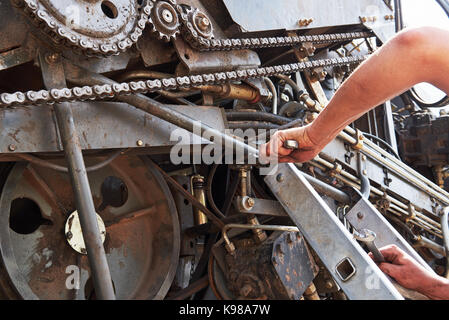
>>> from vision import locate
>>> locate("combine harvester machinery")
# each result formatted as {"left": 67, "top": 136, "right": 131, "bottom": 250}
{"left": 0, "top": 0, "right": 448, "bottom": 300}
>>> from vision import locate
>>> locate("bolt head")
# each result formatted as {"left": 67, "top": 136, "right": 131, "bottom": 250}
{"left": 136, "top": 140, "right": 143, "bottom": 146}
{"left": 246, "top": 197, "right": 255, "bottom": 208}
{"left": 45, "top": 52, "right": 60, "bottom": 64}
{"left": 8, "top": 144, "right": 16, "bottom": 152}
{"left": 276, "top": 174, "right": 284, "bottom": 182}
{"left": 357, "top": 212, "right": 364, "bottom": 219}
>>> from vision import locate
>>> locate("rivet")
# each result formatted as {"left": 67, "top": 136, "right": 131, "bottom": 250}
{"left": 8, "top": 144, "right": 16, "bottom": 152}
{"left": 136, "top": 140, "right": 144, "bottom": 146}
{"left": 357, "top": 212, "right": 364, "bottom": 219}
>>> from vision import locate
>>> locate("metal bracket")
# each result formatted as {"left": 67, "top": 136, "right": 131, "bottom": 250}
{"left": 344, "top": 190, "right": 434, "bottom": 273}
{"left": 265, "top": 163, "right": 403, "bottom": 300}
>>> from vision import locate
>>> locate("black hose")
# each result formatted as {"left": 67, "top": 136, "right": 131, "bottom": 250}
{"left": 206, "top": 164, "right": 226, "bottom": 219}
{"left": 361, "top": 132, "right": 401, "bottom": 160}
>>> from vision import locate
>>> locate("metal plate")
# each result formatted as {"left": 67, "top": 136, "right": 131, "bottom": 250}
{"left": 223, "top": 0, "right": 393, "bottom": 32}
{"left": 344, "top": 196, "right": 434, "bottom": 272}
{"left": 265, "top": 163, "right": 402, "bottom": 300}
{"left": 0, "top": 103, "right": 226, "bottom": 153}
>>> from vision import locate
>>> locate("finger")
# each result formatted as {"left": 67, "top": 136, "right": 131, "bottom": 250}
{"left": 378, "top": 245, "right": 406, "bottom": 264}
{"left": 378, "top": 262, "right": 402, "bottom": 280}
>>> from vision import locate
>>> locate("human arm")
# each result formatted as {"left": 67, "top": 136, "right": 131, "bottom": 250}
{"left": 373, "top": 245, "right": 449, "bottom": 300}
{"left": 262, "top": 26, "right": 449, "bottom": 163}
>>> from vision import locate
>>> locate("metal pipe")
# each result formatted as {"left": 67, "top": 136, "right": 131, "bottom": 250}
{"left": 167, "top": 276, "right": 209, "bottom": 300}
{"left": 197, "top": 83, "right": 260, "bottom": 102}
{"left": 222, "top": 223, "right": 299, "bottom": 253}
{"left": 301, "top": 172, "right": 351, "bottom": 204}
{"left": 15, "top": 149, "right": 124, "bottom": 173}
{"left": 413, "top": 236, "right": 446, "bottom": 257}
{"left": 65, "top": 63, "right": 260, "bottom": 161}
{"left": 440, "top": 207, "right": 449, "bottom": 278}
{"left": 340, "top": 128, "right": 449, "bottom": 206}
{"left": 225, "top": 111, "right": 290, "bottom": 125}
{"left": 54, "top": 102, "right": 115, "bottom": 300}
{"left": 309, "top": 155, "right": 443, "bottom": 237}
{"left": 264, "top": 77, "right": 278, "bottom": 115}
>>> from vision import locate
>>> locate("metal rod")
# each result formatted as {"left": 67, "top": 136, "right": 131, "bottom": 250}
{"left": 54, "top": 101, "right": 115, "bottom": 300}
{"left": 440, "top": 207, "right": 449, "bottom": 278}
{"left": 302, "top": 173, "right": 351, "bottom": 204}
{"left": 14, "top": 149, "right": 124, "bottom": 173}
{"left": 222, "top": 223, "right": 299, "bottom": 249}
{"left": 167, "top": 276, "right": 209, "bottom": 300}
{"left": 65, "top": 63, "right": 260, "bottom": 161}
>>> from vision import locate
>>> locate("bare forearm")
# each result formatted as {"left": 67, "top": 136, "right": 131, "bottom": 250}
{"left": 307, "top": 27, "right": 449, "bottom": 145}
{"left": 420, "top": 277, "right": 449, "bottom": 300}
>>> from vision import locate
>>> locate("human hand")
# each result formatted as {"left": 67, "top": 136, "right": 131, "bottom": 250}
{"left": 371, "top": 244, "right": 449, "bottom": 299}
{"left": 259, "top": 124, "right": 326, "bottom": 163}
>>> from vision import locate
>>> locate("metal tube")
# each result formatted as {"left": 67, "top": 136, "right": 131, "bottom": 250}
{"left": 341, "top": 128, "right": 449, "bottom": 206}
{"left": 225, "top": 111, "right": 290, "bottom": 125}
{"left": 264, "top": 77, "right": 278, "bottom": 115}
{"left": 222, "top": 223, "right": 299, "bottom": 250}
{"left": 413, "top": 236, "right": 446, "bottom": 257}
{"left": 54, "top": 102, "right": 115, "bottom": 300}
{"left": 15, "top": 149, "right": 124, "bottom": 173}
{"left": 65, "top": 63, "right": 260, "bottom": 161}
{"left": 440, "top": 207, "right": 449, "bottom": 278}
{"left": 302, "top": 173, "right": 351, "bottom": 204}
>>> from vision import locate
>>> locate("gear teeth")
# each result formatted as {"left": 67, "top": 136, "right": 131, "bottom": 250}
{"left": 147, "top": 0, "right": 180, "bottom": 41}
{"left": 16, "top": 0, "right": 151, "bottom": 57}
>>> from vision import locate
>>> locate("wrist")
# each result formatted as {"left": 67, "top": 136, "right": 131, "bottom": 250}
{"left": 419, "top": 276, "right": 449, "bottom": 300}
{"left": 304, "top": 123, "right": 324, "bottom": 147}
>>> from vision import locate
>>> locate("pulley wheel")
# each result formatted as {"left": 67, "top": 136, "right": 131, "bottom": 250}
{"left": 0, "top": 155, "right": 180, "bottom": 299}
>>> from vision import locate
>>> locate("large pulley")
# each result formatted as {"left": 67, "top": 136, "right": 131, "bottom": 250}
{"left": 0, "top": 155, "right": 180, "bottom": 299}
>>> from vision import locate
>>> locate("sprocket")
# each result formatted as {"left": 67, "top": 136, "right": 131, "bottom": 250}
{"left": 148, "top": 0, "right": 180, "bottom": 42}
{"left": 12, "top": 0, "right": 153, "bottom": 56}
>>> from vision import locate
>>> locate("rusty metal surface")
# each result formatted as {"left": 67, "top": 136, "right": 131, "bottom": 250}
{"left": 173, "top": 37, "right": 260, "bottom": 73}
{"left": 0, "top": 155, "right": 180, "bottom": 299}
{"left": 0, "top": 103, "right": 226, "bottom": 154}
{"left": 222, "top": 231, "right": 317, "bottom": 300}
{"left": 271, "top": 232, "right": 318, "bottom": 300}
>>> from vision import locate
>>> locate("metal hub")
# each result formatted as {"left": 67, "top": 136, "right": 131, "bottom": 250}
{"left": 14, "top": 0, "right": 152, "bottom": 56}
{"left": 192, "top": 9, "right": 213, "bottom": 38}
{"left": 0, "top": 155, "right": 180, "bottom": 299}
{"left": 65, "top": 211, "right": 106, "bottom": 255}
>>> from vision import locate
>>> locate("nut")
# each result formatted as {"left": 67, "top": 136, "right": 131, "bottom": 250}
{"left": 246, "top": 197, "right": 255, "bottom": 208}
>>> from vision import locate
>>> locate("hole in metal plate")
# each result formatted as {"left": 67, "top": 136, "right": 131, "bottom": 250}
{"left": 335, "top": 257, "right": 356, "bottom": 282}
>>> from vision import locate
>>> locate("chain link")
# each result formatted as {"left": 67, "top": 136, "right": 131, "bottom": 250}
{"left": 0, "top": 55, "right": 367, "bottom": 108}
{"left": 2, "top": 1, "right": 373, "bottom": 107}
